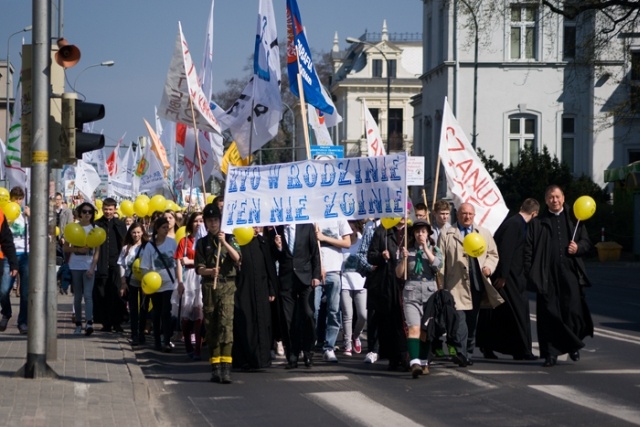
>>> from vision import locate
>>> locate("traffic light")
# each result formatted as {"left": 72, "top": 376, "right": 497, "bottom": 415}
{"left": 61, "top": 93, "right": 105, "bottom": 161}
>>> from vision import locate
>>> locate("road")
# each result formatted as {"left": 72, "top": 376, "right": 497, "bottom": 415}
{"left": 136, "top": 262, "right": 640, "bottom": 426}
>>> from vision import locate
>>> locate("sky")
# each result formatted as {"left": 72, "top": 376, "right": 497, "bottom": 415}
{"left": 1, "top": 0, "right": 422, "bottom": 148}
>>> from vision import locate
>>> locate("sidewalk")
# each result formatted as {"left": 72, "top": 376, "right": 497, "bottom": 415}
{"left": 0, "top": 294, "right": 165, "bottom": 427}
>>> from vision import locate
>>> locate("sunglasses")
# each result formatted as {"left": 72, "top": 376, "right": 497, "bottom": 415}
{"left": 81, "top": 210, "right": 93, "bottom": 214}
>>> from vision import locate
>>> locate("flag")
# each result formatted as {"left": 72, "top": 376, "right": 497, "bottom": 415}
{"left": 111, "top": 142, "right": 137, "bottom": 198}
{"left": 438, "top": 98, "right": 509, "bottom": 234}
{"left": 105, "top": 142, "right": 120, "bottom": 177}
{"left": 286, "top": 0, "right": 334, "bottom": 115}
{"left": 135, "top": 138, "right": 166, "bottom": 193}
{"left": 158, "top": 22, "right": 221, "bottom": 135}
{"left": 73, "top": 160, "right": 101, "bottom": 201}
{"left": 220, "top": 141, "right": 253, "bottom": 175}
{"left": 308, "top": 107, "right": 333, "bottom": 146}
{"left": 363, "top": 99, "right": 386, "bottom": 157}
{"left": 177, "top": 124, "right": 216, "bottom": 184}
{"left": 144, "top": 118, "right": 171, "bottom": 173}
{"left": 4, "top": 80, "right": 29, "bottom": 190}
{"left": 210, "top": 0, "right": 282, "bottom": 158}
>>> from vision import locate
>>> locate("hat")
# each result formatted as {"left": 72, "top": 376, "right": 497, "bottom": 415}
{"left": 203, "top": 203, "right": 221, "bottom": 220}
{"left": 411, "top": 219, "right": 432, "bottom": 230}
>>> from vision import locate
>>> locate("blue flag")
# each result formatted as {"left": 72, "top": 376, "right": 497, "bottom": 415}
{"left": 286, "top": 0, "right": 334, "bottom": 115}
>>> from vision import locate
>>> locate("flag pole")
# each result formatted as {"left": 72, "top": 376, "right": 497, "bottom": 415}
{"left": 296, "top": 73, "right": 312, "bottom": 160}
{"left": 431, "top": 155, "right": 441, "bottom": 212}
{"left": 422, "top": 188, "right": 431, "bottom": 225}
{"left": 404, "top": 189, "right": 408, "bottom": 281}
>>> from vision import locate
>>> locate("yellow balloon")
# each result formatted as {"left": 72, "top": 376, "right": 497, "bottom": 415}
{"left": 149, "top": 194, "right": 167, "bottom": 214}
{"left": 233, "top": 227, "right": 254, "bottom": 246}
{"left": 134, "top": 199, "right": 149, "bottom": 217}
{"left": 55, "top": 226, "right": 60, "bottom": 237}
{"left": 64, "top": 223, "right": 87, "bottom": 247}
{"left": 175, "top": 226, "right": 186, "bottom": 243}
{"left": 0, "top": 188, "right": 9, "bottom": 206}
{"left": 86, "top": 227, "right": 107, "bottom": 248}
{"left": 573, "top": 196, "right": 596, "bottom": 221}
{"left": 381, "top": 217, "right": 401, "bottom": 229}
{"left": 136, "top": 194, "right": 150, "bottom": 204}
{"left": 141, "top": 271, "right": 162, "bottom": 294}
{"left": 2, "top": 202, "right": 21, "bottom": 222}
{"left": 132, "top": 258, "right": 143, "bottom": 281}
{"left": 463, "top": 232, "right": 487, "bottom": 258}
{"left": 206, "top": 194, "right": 216, "bottom": 205}
{"left": 95, "top": 199, "right": 103, "bottom": 209}
{"left": 121, "top": 200, "right": 135, "bottom": 217}
{"left": 94, "top": 210, "right": 103, "bottom": 221}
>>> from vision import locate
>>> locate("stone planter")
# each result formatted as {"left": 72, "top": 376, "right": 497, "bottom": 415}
{"left": 595, "top": 241, "right": 623, "bottom": 262}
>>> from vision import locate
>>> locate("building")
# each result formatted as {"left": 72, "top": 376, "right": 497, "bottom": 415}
{"left": 0, "top": 59, "right": 16, "bottom": 144}
{"left": 330, "top": 21, "right": 423, "bottom": 156}
{"left": 414, "top": 0, "right": 640, "bottom": 196}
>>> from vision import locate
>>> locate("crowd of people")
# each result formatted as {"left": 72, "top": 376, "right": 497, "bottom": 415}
{"left": 0, "top": 183, "right": 595, "bottom": 383}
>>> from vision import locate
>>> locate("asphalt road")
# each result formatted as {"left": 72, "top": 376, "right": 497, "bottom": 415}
{"left": 137, "top": 261, "right": 640, "bottom": 427}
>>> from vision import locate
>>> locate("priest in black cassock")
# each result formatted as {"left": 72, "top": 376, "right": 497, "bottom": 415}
{"left": 232, "top": 227, "right": 279, "bottom": 370}
{"left": 477, "top": 198, "right": 540, "bottom": 360}
{"left": 524, "top": 185, "right": 594, "bottom": 368}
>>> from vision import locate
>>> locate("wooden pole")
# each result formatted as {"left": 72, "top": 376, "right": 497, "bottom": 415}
{"left": 421, "top": 188, "right": 431, "bottom": 225}
{"left": 431, "top": 155, "right": 441, "bottom": 211}
{"left": 296, "top": 73, "right": 312, "bottom": 160}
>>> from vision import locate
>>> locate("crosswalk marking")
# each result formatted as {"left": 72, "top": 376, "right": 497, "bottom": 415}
{"left": 283, "top": 375, "right": 350, "bottom": 382}
{"left": 306, "top": 391, "right": 424, "bottom": 427}
{"left": 468, "top": 370, "right": 548, "bottom": 375}
{"left": 442, "top": 369, "right": 497, "bottom": 389}
{"left": 530, "top": 385, "right": 640, "bottom": 426}
{"left": 571, "top": 369, "right": 640, "bottom": 375}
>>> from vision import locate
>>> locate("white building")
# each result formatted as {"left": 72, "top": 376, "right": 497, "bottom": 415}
{"left": 413, "top": 0, "right": 640, "bottom": 196}
{"left": 330, "top": 21, "right": 423, "bottom": 156}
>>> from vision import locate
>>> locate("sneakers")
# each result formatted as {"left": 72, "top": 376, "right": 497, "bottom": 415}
{"left": 85, "top": 322, "right": 94, "bottom": 336}
{"left": 323, "top": 349, "right": 338, "bottom": 362}
{"left": 73, "top": 325, "right": 83, "bottom": 334}
{"left": 353, "top": 337, "right": 362, "bottom": 354}
{"left": 0, "top": 315, "right": 9, "bottom": 332}
{"left": 434, "top": 348, "right": 446, "bottom": 358}
{"left": 18, "top": 324, "right": 28, "bottom": 335}
{"left": 364, "top": 352, "right": 378, "bottom": 364}
{"left": 343, "top": 343, "right": 353, "bottom": 357}
{"left": 276, "top": 341, "right": 285, "bottom": 356}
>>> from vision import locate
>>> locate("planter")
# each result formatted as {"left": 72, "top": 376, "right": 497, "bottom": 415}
{"left": 595, "top": 241, "right": 623, "bottom": 262}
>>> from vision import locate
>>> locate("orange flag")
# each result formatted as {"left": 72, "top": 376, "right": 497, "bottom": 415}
{"left": 143, "top": 118, "right": 171, "bottom": 173}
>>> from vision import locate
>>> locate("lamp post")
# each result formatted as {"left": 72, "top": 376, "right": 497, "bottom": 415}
{"left": 458, "top": 0, "right": 479, "bottom": 149}
{"left": 346, "top": 36, "right": 391, "bottom": 152}
{"left": 5, "top": 25, "right": 32, "bottom": 145}
{"left": 282, "top": 102, "right": 296, "bottom": 162}
{"left": 71, "top": 60, "right": 115, "bottom": 93}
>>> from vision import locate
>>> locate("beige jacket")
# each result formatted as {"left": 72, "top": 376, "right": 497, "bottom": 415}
{"left": 439, "top": 224, "right": 503, "bottom": 310}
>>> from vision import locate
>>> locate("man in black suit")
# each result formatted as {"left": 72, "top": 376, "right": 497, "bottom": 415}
{"left": 477, "top": 198, "right": 539, "bottom": 360}
{"left": 272, "top": 223, "right": 321, "bottom": 368}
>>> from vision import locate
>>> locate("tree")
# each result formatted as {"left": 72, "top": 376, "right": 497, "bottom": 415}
{"left": 541, "top": 1, "right": 640, "bottom": 33}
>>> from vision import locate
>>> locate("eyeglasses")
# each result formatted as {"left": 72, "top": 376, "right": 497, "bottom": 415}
{"left": 81, "top": 210, "right": 93, "bottom": 214}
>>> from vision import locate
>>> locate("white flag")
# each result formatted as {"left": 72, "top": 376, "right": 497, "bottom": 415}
{"left": 438, "top": 97, "right": 508, "bottom": 234}
{"left": 210, "top": 0, "right": 282, "bottom": 158}
{"left": 158, "top": 22, "right": 221, "bottom": 135}
{"left": 136, "top": 139, "right": 167, "bottom": 193}
{"left": 74, "top": 160, "right": 101, "bottom": 201}
{"left": 363, "top": 99, "right": 386, "bottom": 157}
{"left": 111, "top": 143, "right": 136, "bottom": 198}
{"left": 308, "top": 107, "right": 334, "bottom": 146}
{"left": 4, "top": 81, "right": 29, "bottom": 191}
{"left": 320, "top": 85, "right": 342, "bottom": 128}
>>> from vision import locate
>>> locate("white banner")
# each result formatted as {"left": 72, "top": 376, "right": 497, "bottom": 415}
{"left": 363, "top": 99, "right": 385, "bottom": 157}
{"left": 158, "top": 22, "right": 221, "bottom": 135}
{"left": 221, "top": 154, "right": 407, "bottom": 232}
{"left": 438, "top": 98, "right": 508, "bottom": 234}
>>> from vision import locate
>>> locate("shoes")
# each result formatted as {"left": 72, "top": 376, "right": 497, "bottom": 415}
{"left": 85, "top": 322, "right": 94, "bottom": 336}
{"left": 113, "top": 325, "right": 124, "bottom": 333}
{"left": 514, "top": 353, "right": 538, "bottom": 361}
{"left": 353, "top": 337, "right": 362, "bottom": 354}
{"left": 0, "top": 315, "right": 9, "bottom": 332}
{"left": 364, "top": 352, "right": 378, "bottom": 364}
{"left": 434, "top": 348, "right": 446, "bottom": 358}
{"left": 303, "top": 352, "right": 313, "bottom": 368}
{"left": 411, "top": 363, "right": 423, "bottom": 379}
{"left": 482, "top": 349, "right": 498, "bottom": 359}
{"left": 18, "top": 324, "right": 28, "bottom": 335}
{"left": 285, "top": 355, "right": 298, "bottom": 369}
{"left": 211, "top": 364, "right": 221, "bottom": 383}
{"left": 543, "top": 356, "right": 557, "bottom": 367}
{"left": 73, "top": 325, "right": 83, "bottom": 334}
{"left": 276, "top": 341, "right": 285, "bottom": 356}
{"left": 422, "top": 365, "right": 430, "bottom": 375}
{"left": 221, "top": 363, "right": 232, "bottom": 384}
{"left": 569, "top": 351, "right": 580, "bottom": 362}
{"left": 162, "top": 343, "right": 173, "bottom": 353}
{"left": 323, "top": 349, "right": 338, "bottom": 363}
{"left": 343, "top": 343, "right": 353, "bottom": 357}
{"left": 451, "top": 354, "right": 469, "bottom": 367}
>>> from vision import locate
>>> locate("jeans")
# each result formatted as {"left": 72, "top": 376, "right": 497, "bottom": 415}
{"left": 71, "top": 269, "right": 95, "bottom": 324}
{"left": 340, "top": 289, "right": 367, "bottom": 345}
{"left": 315, "top": 272, "right": 341, "bottom": 351}
{"left": 0, "top": 254, "right": 29, "bottom": 326}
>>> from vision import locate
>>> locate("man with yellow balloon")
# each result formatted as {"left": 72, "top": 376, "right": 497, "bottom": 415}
{"left": 0, "top": 189, "right": 19, "bottom": 334}
{"left": 524, "top": 185, "right": 595, "bottom": 368}
{"left": 439, "top": 203, "right": 502, "bottom": 367}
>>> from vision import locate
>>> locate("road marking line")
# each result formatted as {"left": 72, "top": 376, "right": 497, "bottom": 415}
{"left": 468, "top": 370, "right": 549, "bottom": 375}
{"left": 530, "top": 385, "right": 640, "bottom": 426}
{"left": 531, "top": 315, "right": 640, "bottom": 345}
{"left": 443, "top": 369, "right": 497, "bottom": 389}
{"left": 570, "top": 369, "right": 640, "bottom": 375}
{"left": 163, "top": 380, "right": 179, "bottom": 385}
{"left": 306, "top": 391, "right": 424, "bottom": 427}
{"left": 283, "top": 375, "right": 350, "bottom": 382}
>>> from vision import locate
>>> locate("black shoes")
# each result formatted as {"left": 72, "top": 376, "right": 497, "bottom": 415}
{"left": 285, "top": 355, "right": 298, "bottom": 369}
{"left": 303, "top": 352, "right": 313, "bottom": 368}
{"left": 569, "top": 351, "right": 580, "bottom": 362}
{"left": 452, "top": 354, "right": 469, "bottom": 367}
{"left": 221, "top": 363, "right": 232, "bottom": 384}
{"left": 211, "top": 364, "right": 221, "bottom": 383}
{"left": 543, "top": 356, "right": 557, "bottom": 367}
{"left": 514, "top": 353, "right": 538, "bottom": 361}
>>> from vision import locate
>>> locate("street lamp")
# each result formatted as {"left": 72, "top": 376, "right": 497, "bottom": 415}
{"left": 5, "top": 25, "right": 32, "bottom": 145}
{"left": 282, "top": 102, "right": 296, "bottom": 162}
{"left": 71, "top": 60, "right": 115, "bottom": 93}
{"left": 346, "top": 36, "right": 392, "bottom": 153}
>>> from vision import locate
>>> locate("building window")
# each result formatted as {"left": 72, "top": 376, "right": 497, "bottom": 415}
{"left": 510, "top": 5, "right": 537, "bottom": 60}
{"left": 509, "top": 115, "right": 536, "bottom": 165}
{"left": 563, "top": 18, "right": 576, "bottom": 60}
{"left": 388, "top": 59, "right": 397, "bottom": 78}
{"left": 562, "top": 116, "right": 575, "bottom": 172}
{"left": 372, "top": 59, "right": 383, "bottom": 78}
{"left": 631, "top": 51, "right": 640, "bottom": 113}
{"left": 389, "top": 108, "right": 404, "bottom": 152}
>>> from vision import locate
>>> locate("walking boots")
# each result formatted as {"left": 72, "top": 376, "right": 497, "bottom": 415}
{"left": 210, "top": 363, "right": 221, "bottom": 383}
{"left": 221, "top": 363, "right": 232, "bottom": 384}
